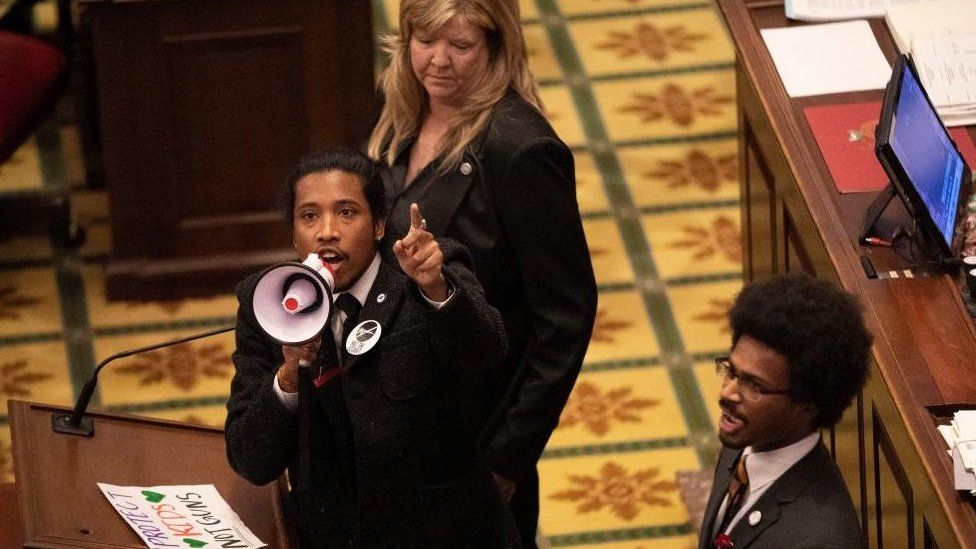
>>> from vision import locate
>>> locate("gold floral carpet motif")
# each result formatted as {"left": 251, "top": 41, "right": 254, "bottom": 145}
{"left": 0, "top": 0, "right": 740, "bottom": 546}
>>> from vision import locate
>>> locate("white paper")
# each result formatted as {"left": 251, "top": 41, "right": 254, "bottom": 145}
{"left": 98, "top": 483, "right": 266, "bottom": 549}
{"left": 958, "top": 440, "right": 976, "bottom": 471}
{"left": 787, "top": 0, "right": 886, "bottom": 21}
{"left": 761, "top": 21, "right": 892, "bottom": 98}
{"left": 913, "top": 33, "right": 976, "bottom": 126}
{"left": 938, "top": 424, "right": 959, "bottom": 447}
{"left": 955, "top": 410, "right": 976, "bottom": 440}
{"left": 786, "top": 0, "right": 946, "bottom": 21}
{"left": 953, "top": 445, "right": 976, "bottom": 490}
{"left": 885, "top": 0, "right": 976, "bottom": 54}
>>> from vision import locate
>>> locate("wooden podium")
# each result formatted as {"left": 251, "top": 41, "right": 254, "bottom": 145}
{"left": 7, "top": 400, "right": 294, "bottom": 548}
{"left": 80, "top": 0, "right": 378, "bottom": 300}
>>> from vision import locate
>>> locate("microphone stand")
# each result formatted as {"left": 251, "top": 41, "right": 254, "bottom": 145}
{"left": 52, "top": 325, "right": 235, "bottom": 436}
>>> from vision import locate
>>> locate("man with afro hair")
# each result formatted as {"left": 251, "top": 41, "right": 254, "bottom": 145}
{"left": 699, "top": 273, "right": 871, "bottom": 549}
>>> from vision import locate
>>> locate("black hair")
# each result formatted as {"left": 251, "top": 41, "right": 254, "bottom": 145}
{"left": 284, "top": 146, "right": 387, "bottom": 225}
{"left": 729, "top": 273, "right": 872, "bottom": 429}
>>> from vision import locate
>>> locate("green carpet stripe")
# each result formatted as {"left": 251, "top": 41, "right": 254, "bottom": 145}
{"left": 595, "top": 282, "right": 635, "bottom": 293}
{"left": 613, "top": 131, "right": 739, "bottom": 147}
{"left": 555, "top": 3, "right": 714, "bottom": 22}
{"left": 93, "top": 318, "right": 236, "bottom": 337}
{"left": 538, "top": 77, "right": 567, "bottom": 87}
{"left": 582, "top": 356, "right": 661, "bottom": 371}
{"left": 639, "top": 286, "right": 684, "bottom": 347}
{"left": 541, "top": 437, "right": 688, "bottom": 459}
{"left": 597, "top": 283, "right": 641, "bottom": 295}
{"left": 586, "top": 62, "right": 735, "bottom": 81}
{"left": 623, "top": 204, "right": 720, "bottom": 465}
{"left": 638, "top": 199, "right": 739, "bottom": 214}
{"left": 541, "top": 62, "right": 734, "bottom": 88}
{"left": 54, "top": 239, "right": 97, "bottom": 404}
{"left": 36, "top": 120, "right": 97, "bottom": 404}
{"left": 0, "top": 258, "right": 55, "bottom": 270}
{"left": 0, "top": 332, "right": 63, "bottom": 346}
{"left": 0, "top": 188, "right": 60, "bottom": 200}
{"left": 689, "top": 350, "right": 729, "bottom": 362}
{"left": 538, "top": 0, "right": 719, "bottom": 467}
{"left": 40, "top": 118, "right": 97, "bottom": 406}
{"left": 579, "top": 210, "right": 613, "bottom": 220}
{"left": 537, "top": 6, "right": 604, "bottom": 143}
{"left": 669, "top": 364, "right": 712, "bottom": 422}
{"left": 665, "top": 272, "right": 741, "bottom": 285}
{"left": 105, "top": 395, "right": 229, "bottom": 414}
{"left": 364, "top": 1, "right": 547, "bottom": 35}
{"left": 79, "top": 253, "right": 111, "bottom": 263}
{"left": 547, "top": 524, "right": 693, "bottom": 546}
{"left": 36, "top": 121, "right": 67, "bottom": 189}
{"left": 372, "top": 0, "right": 391, "bottom": 69}
{"left": 372, "top": 0, "right": 390, "bottom": 33}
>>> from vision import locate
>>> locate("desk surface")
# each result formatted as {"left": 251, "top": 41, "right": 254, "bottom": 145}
{"left": 716, "top": 0, "right": 976, "bottom": 545}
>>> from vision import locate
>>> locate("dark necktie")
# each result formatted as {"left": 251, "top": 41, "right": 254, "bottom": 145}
{"left": 309, "top": 293, "right": 360, "bottom": 512}
{"left": 313, "top": 293, "right": 361, "bottom": 387}
{"left": 335, "top": 292, "right": 362, "bottom": 352}
{"left": 716, "top": 455, "right": 750, "bottom": 539}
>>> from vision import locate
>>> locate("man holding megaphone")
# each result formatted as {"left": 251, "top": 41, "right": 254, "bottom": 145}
{"left": 225, "top": 148, "right": 520, "bottom": 548}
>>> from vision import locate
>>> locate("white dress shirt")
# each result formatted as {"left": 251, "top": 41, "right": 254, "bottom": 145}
{"left": 713, "top": 431, "right": 821, "bottom": 538}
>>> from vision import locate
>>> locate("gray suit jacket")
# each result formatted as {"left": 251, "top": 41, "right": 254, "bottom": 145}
{"left": 699, "top": 442, "right": 864, "bottom": 549}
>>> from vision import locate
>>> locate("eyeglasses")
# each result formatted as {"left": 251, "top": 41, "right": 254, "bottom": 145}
{"left": 714, "top": 356, "right": 791, "bottom": 401}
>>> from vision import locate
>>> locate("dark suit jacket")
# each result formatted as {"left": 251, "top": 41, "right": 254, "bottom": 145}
{"left": 225, "top": 244, "right": 520, "bottom": 548}
{"left": 383, "top": 91, "right": 598, "bottom": 482}
{"left": 699, "top": 442, "right": 864, "bottom": 549}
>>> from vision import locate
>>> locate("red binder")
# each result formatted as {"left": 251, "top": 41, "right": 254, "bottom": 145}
{"left": 804, "top": 101, "right": 976, "bottom": 193}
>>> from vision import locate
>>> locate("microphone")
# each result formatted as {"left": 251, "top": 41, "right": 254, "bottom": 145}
{"left": 53, "top": 253, "right": 337, "bottom": 437}
{"left": 52, "top": 325, "right": 235, "bottom": 436}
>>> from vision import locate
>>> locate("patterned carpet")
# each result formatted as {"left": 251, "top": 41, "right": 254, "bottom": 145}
{"left": 0, "top": 0, "right": 740, "bottom": 546}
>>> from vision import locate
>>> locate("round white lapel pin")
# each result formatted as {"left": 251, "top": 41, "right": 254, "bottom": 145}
{"left": 460, "top": 162, "right": 473, "bottom": 175}
{"left": 748, "top": 510, "right": 761, "bottom": 526}
{"left": 376, "top": 293, "right": 386, "bottom": 303}
{"left": 346, "top": 320, "right": 382, "bottom": 356}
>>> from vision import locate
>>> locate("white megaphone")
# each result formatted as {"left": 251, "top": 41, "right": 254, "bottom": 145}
{"left": 252, "top": 253, "right": 335, "bottom": 345}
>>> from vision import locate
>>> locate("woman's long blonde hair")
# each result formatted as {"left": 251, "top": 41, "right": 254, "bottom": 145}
{"left": 366, "top": 0, "right": 543, "bottom": 171}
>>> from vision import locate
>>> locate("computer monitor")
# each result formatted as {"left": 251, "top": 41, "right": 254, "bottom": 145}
{"left": 873, "top": 54, "right": 972, "bottom": 260}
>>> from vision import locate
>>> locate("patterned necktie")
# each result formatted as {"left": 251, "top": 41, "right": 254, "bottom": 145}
{"left": 716, "top": 455, "right": 750, "bottom": 538}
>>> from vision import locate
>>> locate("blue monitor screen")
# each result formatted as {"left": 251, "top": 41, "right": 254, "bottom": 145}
{"left": 888, "top": 64, "right": 965, "bottom": 248}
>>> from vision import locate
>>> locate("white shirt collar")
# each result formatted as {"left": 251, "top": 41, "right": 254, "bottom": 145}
{"left": 741, "top": 431, "right": 820, "bottom": 492}
{"left": 336, "top": 253, "right": 380, "bottom": 307}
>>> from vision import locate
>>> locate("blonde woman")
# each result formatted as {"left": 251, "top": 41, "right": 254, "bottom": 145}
{"left": 368, "top": 1, "right": 597, "bottom": 546}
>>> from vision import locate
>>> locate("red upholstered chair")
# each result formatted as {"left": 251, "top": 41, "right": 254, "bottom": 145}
{"left": 0, "top": 3, "right": 81, "bottom": 245}
{"left": 0, "top": 29, "right": 67, "bottom": 161}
